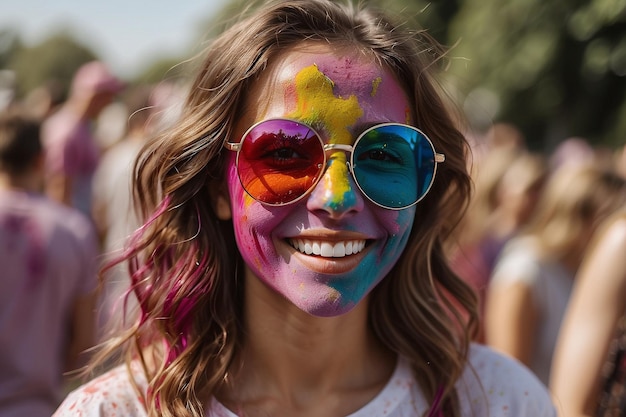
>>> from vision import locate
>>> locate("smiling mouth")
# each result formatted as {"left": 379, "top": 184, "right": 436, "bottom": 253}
{"left": 288, "top": 239, "right": 367, "bottom": 258}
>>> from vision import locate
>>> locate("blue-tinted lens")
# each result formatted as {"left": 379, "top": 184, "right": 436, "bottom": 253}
{"left": 352, "top": 124, "right": 437, "bottom": 209}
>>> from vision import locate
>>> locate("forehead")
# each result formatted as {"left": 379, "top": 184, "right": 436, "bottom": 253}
{"left": 241, "top": 43, "right": 412, "bottom": 129}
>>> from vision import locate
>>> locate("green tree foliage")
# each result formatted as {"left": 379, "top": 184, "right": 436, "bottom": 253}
{"left": 7, "top": 31, "right": 98, "bottom": 99}
{"left": 5, "top": 0, "right": 621, "bottom": 150}
{"left": 0, "top": 28, "right": 22, "bottom": 69}
{"left": 204, "top": 0, "right": 626, "bottom": 149}
{"left": 366, "top": 0, "right": 460, "bottom": 42}
{"left": 448, "top": 0, "right": 626, "bottom": 149}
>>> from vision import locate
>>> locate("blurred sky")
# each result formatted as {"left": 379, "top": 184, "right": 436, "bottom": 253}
{"left": 1, "top": 0, "right": 231, "bottom": 78}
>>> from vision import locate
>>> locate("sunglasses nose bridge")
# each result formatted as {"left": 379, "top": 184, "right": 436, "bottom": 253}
{"left": 323, "top": 143, "right": 353, "bottom": 155}
{"left": 307, "top": 150, "right": 365, "bottom": 217}
{"left": 321, "top": 143, "right": 355, "bottom": 177}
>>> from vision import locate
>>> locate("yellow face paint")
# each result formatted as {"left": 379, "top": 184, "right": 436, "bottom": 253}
{"left": 319, "top": 153, "right": 354, "bottom": 209}
{"left": 288, "top": 64, "right": 363, "bottom": 145}
{"left": 371, "top": 76, "right": 382, "bottom": 97}
{"left": 287, "top": 64, "right": 365, "bottom": 209}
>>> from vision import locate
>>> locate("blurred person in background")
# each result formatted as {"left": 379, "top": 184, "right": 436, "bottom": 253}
{"left": 484, "top": 122, "right": 527, "bottom": 151}
{"left": 463, "top": 121, "right": 528, "bottom": 177}
{"left": 0, "top": 111, "right": 99, "bottom": 417}
{"left": 550, "top": 210, "right": 626, "bottom": 416}
{"left": 92, "top": 81, "right": 184, "bottom": 339}
{"left": 485, "top": 163, "right": 626, "bottom": 386}
{"left": 615, "top": 143, "right": 626, "bottom": 180}
{"left": 449, "top": 146, "right": 547, "bottom": 342}
{"left": 41, "top": 60, "right": 124, "bottom": 218}
{"left": 548, "top": 136, "right": 596, "bottom": 173}
{"left": 93, "top": 99, "right": 133, "bottom": 152}
{"left": 0, "top": 70, "right": 16, "bottom": 113}
{"left": 21, "top": 79, "right": 65, "bottom": 121}
{"left": 91, "top": 85, "right": 150, "bottom": 339}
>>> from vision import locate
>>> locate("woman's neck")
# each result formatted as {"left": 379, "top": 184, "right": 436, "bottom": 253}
{"left": 216, "top": 271, "right": 396, "bottom": 416}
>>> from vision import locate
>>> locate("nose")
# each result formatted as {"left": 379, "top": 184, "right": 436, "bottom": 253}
{"left": 306, "top": 151, "right": 364, "bottom": 218}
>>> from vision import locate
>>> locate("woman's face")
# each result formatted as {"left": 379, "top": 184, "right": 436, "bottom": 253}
{"left": 224, "top": 43, "right": 416, "bottom": 317}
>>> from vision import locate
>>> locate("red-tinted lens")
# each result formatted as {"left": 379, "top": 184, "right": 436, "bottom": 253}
{"left": 236, "top": 119, "right": 325, "bottom": 205}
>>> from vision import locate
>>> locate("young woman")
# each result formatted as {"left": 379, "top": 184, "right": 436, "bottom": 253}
{"left": 54, "top": 1, "right": 555, "bottom": 416}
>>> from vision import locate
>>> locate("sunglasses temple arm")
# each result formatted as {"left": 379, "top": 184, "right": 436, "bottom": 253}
{"left": 224, "top": 142, "right": 241, "bottom": 152}
{"left": 435, "top": 153, "right": 445, "bottom": 163}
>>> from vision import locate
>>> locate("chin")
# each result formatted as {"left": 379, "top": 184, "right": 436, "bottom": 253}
{"left": 296, "top": 297, "right": 359, "bottom": 318}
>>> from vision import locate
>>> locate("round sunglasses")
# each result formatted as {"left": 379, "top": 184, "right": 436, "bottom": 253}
{"left": 224, "top": 118, "right": 445, "bottom": 210}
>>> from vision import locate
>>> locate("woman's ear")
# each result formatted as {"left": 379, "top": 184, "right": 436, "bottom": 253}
{"left": 208, "top": 179, "right": 232, "bottom": 220}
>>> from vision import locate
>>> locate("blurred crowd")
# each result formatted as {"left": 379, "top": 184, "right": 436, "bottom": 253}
{"left": 449, "top": 122, "right": 626, "bottom": 416}
{"left": 1, "top": 60, "right": 625, "bottom": 417}
{"left": 0, "top": 61, "right": 185, "bottom": 417}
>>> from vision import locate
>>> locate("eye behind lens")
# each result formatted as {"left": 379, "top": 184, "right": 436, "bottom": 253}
{"left": 351, "top": 124, "right": 439, "bottom": 209}
{"left": 236, "top": 119, "right": 327, "bottom": 206}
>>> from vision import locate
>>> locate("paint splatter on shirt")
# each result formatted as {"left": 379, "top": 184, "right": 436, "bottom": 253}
{"left": 53, "top": 344, "right": 556, "bottom": 416}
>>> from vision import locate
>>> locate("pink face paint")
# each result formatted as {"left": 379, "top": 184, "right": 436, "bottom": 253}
{"left": 227, "top": 43, "right": 416, "bottom": 316}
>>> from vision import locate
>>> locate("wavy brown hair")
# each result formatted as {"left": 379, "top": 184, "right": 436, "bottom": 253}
{"left": 93, "top": 1, "right": 477, "bottom": 416}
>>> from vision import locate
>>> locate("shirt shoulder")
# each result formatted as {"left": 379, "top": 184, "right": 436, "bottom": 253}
{"left": 53, "top": 365, "right": 147, "bottom": 417}
{"left": 458, "top": 344, "right": 557, "bottom": 416}
{"left": 491, "top": 236, "right": 543, "bottom": 286}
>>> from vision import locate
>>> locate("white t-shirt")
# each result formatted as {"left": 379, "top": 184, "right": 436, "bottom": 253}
{"left": 490, "top": 235, "right": 574, "bottom": 385}
{"left": 53, "top": 344, "right": 556, "bottom": 416}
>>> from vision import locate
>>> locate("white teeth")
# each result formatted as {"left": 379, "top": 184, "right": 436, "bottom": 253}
{"left": 345, "top": 241, "right": 353, "bottom": 255}
{"left": 290, "top": 239, "right": 366, "bottom": 258}
{"left": 303, "top": 241, "right": 312, "bottom": 254}
{"left": 312, "top": 241, "right": 321, "bottom": 255}
{"left": 333, "top": 242, "right": 345, "bottom": 257}
{"left": 321, "top": 242, "right": 333, "bottom": 257}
